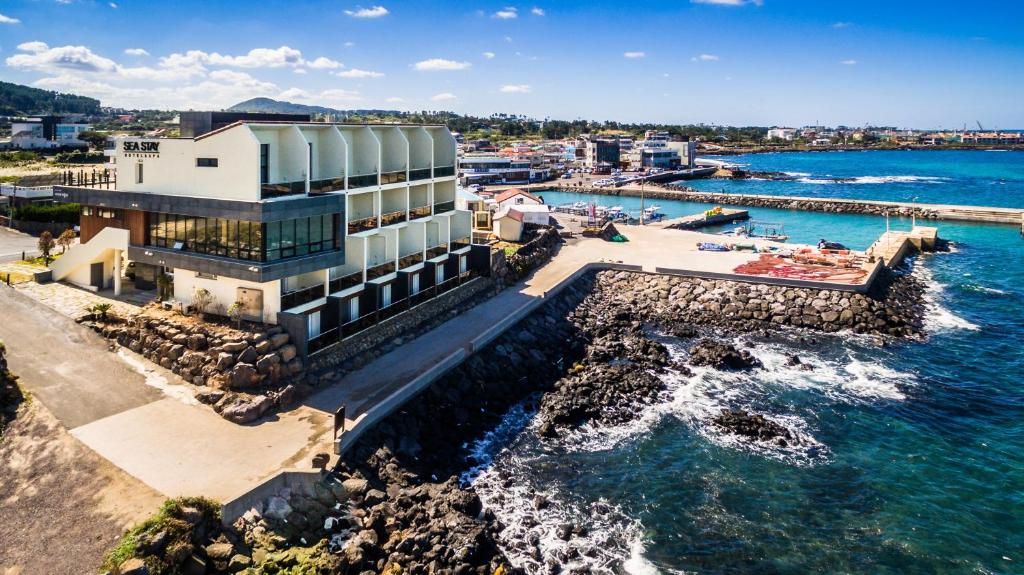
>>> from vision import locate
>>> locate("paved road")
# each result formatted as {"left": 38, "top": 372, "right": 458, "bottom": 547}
{"left": 0, "top": 285, "right": 162, "bottom": 429}
{"left": 0, "top": 226, "right": 38, "bottom": 263}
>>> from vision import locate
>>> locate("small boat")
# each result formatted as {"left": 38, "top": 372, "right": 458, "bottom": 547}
{"left": 642, "top": 205, "right": 665, "bottom": 222}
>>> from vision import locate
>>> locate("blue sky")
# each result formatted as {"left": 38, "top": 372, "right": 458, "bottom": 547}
{"left": 1, "top": 0, "right": 1022, "bottom": 127}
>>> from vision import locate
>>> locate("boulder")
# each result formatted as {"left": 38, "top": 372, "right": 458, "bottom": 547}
{"left": 237, "top": 346, "right": 259, "bottom": 365}
{"left": 216, "top": 352, "right": 235, "bottom": 372}
{"left": 228, "top": 363, "right": 258, "bottom": 388}
{"left": 256, "top": 354, "right": 279, "bottom": 374}
{"left": 222, "top": 340, "right": 248, "bottom": 353}
{"left": 270, "top": 333, "right": 290, "bottom": 349}
{"left": 186, "top": 333, "right": 208, "bottom": 351}
{"left": 204, "top": 542, "right": 235, "bottom": 561}
{"left": 687, "top": 339, "right": 762, "bottom": 370}
{"left": 278, "top": 344, "right": 298, "bottom": 363}
{"left": 119, "top": 557, "right": 149, "bottom": 575}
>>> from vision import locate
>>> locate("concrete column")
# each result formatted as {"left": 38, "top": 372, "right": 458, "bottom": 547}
{"left": 113, "top": 249, "right": 122, "bottom": 296}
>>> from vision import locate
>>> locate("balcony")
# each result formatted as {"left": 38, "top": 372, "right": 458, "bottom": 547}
{"left": 261, "top": 181, "right": 306, "bottom": 199}
{"left": 433, "top": 201, "right": 456, "bottom": 214}
{"left": 381, "top": 170, "right": 407, "bottom": 185}
{"left": 366, "top": 261, "right": 396, "bottom": 280}
{"left": 329, "top": 271, "right": 363, "bottom": 294}
{"left": 347, "top": 215, "right": 378, "bottom": 235}
{"left": 310, "top": 177, "right": 346, "bottom": 194}
{"left": 409, "top": 168, "right": 432, "bottom": 182}
{"left": 398, "top": 252, "right": 424, "bottom": 269}
{"left": 380, "top": 209, "right": 407, "bottom": 227}
{"left": 451, "top": 236, "right": 471, "bottom": 251}
{"left": 435, "top": 276, "right": 459, "bottom": 296}
{"left": 426, "top": 243, "right": 448, "bottom": 259}
{"left": 348, "top": 173, "right": 378, "bottom": 189}
{"left": 409, "top": 205, "right": 431, "bottom": 221}
{"left": 434, "top": 165, "right": 456, "bottom": 178}
{"left": 308, "top": 328, "right": 340, "bottom": 354}
{"left": 341, "top": 313, "right": 378, "bottom": 338}
{"left": 377, "top": 299, "right": 410, "bottom": 321}
{"left": 281, "top": 283, "right": 325, "bottom": 311}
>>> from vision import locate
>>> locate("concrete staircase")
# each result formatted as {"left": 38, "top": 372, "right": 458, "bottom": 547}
{"left": 50, "top": 226, "right": 129, "bottom": 291}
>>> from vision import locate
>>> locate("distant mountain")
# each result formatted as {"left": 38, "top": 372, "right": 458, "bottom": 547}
{"left": 0, "top": 81, "right": 101, "bottom": 116}
{"left": 227, "top": 97, "right": 406, "bottom": 118}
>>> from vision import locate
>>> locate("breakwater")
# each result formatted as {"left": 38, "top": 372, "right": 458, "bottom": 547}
{"left": 510, "top": 183, "right": 1024, "bottom": 226}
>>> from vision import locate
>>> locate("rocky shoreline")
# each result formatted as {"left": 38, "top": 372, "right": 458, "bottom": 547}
{"left": 106, "top": 267, "right": 927, "bottom": 573}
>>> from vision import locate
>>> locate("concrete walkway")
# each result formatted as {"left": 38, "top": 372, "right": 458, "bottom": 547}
{"left": 0, "top": 285, "right": 335, "bottom": 503}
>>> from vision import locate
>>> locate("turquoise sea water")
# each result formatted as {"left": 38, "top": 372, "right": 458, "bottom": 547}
{"left": 467, "top": 151, "right": 1024, "bottom": 574}
{"left": 688, "top": 149, "right": 1024, "bottom": 208}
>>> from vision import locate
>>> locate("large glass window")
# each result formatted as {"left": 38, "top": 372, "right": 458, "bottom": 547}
{"left": 146, "top": 212, "right": 337, "bottom": 262}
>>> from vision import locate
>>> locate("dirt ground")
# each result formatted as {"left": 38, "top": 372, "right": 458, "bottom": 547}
{"left": 0, "top": 400, "right": 164, "bottom": 575}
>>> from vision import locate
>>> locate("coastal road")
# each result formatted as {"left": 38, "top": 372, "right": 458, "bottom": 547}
{"left": 0, "top": 284, "right": 162, "bottom": 428}
{"left": 0, "top": 226, "right": 38, "bottom": 263}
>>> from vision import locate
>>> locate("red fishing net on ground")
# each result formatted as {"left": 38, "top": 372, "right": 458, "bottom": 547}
{"left": 733, "top": 254, "right": 868, "bottom": 283}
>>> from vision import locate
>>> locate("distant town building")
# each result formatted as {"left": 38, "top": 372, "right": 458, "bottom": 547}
{"left": 766, "top": 127, "right": 798, "bottom": 141}
{"left": 584, "top": 138, "right": 621, "bottom": 168}
{"left": 459, "top": 156, "right": 550, "bottom": 185}
{"left": 0, "top": 116, "right": 91, "bottom": 150}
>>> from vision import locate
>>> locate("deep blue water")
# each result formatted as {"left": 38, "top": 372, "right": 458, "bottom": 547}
{"left": 687, "top": 150, "right": 1024, "bottom": 208}
{"left": 466, "top": 152, "right": 1024, "bottom": 574}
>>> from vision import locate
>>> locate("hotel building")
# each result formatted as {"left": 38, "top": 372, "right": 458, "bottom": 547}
{"left": 52, "top": 117, "right": 485, "bottom": 356}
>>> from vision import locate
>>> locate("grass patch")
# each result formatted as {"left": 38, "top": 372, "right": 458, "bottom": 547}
{"left": 0, "top": 271, "right": 34, "bottom": 285}
{"left": 19, "top": 254, "right": 61, "bottom": 267}
{"left": 103, "top": 496, "right": 221, "bottom": 574}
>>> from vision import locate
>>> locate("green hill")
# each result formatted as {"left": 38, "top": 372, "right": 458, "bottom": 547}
{"left": 227, "top": 97, "right": 403, "bottom": 118}
{"left": 0, "top": 81, "right": 101, "bottom": 116}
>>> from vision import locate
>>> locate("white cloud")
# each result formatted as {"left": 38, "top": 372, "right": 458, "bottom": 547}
{"left": 208, "top": 46, "right": 305, "bottom": 68}
{"left": 279, "top": 87, "right": 362, "bottom": 103}
{"left": 430, "top": 92, "right": 456, "bottom": 101}
{"left": 624, "top": 51, "right": 645, "bottom": 59}
{"left": 293, "top": 68, "right": 308, "bottom": 74}
{"left": 109, "top": 2, "right": 118, "bottom": 8}
{"left": 334, "top": 68, "right": 384, "bottom": 78}
{"left": 344, "top": 41, "right": 356, "bottom": 48}
{"left": 307, "top": 56, "right": 343, "bottom": 69}
{"left": 662, "top": 72, "right": 670, "bottom": 77}
{"left": 832, "top": 22, "right": 851, "bottom": 29}
{"left": 344, "top": 5, "right": 388, "bottom": 18}
{"left": 500, "top": 84, "right": 531, "bottom": 93}
{"left": 0, "top": 13, "right": 20, "bottom": 25}
{"left": 493, "top": 6, "right": 518, "bottom": 19}
{"left": 278, "top": 87, "right": 312, "bottom": 101}
{"left": 124, "top": 48, "right": 149, "bottom": 57}
{"left": 482, "top": 51, "right": 496, "bottom": 59}
{"left": 17, "top": 41, "right": 49, "bottom": 53}
{"left": 531, "top": 7, "right": 545, "bottom": 16}
{"left": 7, "top": 43, "right": 119, "bottom": 73}
{"left": 504, "top": 36, "right": 513, "bottom": 43}
{"left": 691, "top": 0, "right": 763, "bottom": 5}
{"left": 413, "top": 58, "right": 471, "bottom": 71}
{"left": 840, "top": 59, "right": 857, "bottom": 65}
{"left": 385, "top": 97, "right": 404, "bottom": 103}
{"left": 691, "top": 53, "right": 719, "bottom": 61}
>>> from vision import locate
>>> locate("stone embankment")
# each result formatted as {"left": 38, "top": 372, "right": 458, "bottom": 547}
{"left": 97, "top": 312, "right": 305, "bottom": 424}
{"left": 105, "top": 267, "right": 927, "bottom": 573}
{"left": 543, "top": 184, "right": 944, "bottom": 219}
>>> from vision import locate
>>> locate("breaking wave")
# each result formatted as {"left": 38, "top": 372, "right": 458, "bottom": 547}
{"left": 797, "top": 175, "right": 949, "bottom": 185}
{"left": 915, "top": 263, "right": 981, "bottom": 332}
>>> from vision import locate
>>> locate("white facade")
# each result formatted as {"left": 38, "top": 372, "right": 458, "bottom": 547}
{"left": 61, "top": 120, "right": 473, "bottom": 337}
{"left": 0, "top": 120, "right": 91, "bottom": 150}
{"left": 767, "top": 128, "right": 798, "bottom": 141}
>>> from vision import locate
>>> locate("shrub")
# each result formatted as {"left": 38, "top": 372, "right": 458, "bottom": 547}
{"left": 13, "top": 202, "right": 80, "bottom": 224}
{"left": 52, "top": 149, "right": 105, "bottom": 164}
{"left": 103, "top": 497, "right": 222, "bottom": 575}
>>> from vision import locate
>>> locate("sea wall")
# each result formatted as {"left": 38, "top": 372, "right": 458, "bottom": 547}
{"left": 542, "top": 184, "right": 943, "bottom": 219}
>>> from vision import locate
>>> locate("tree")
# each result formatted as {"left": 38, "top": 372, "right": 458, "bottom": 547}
{"left": 37, "top": 231, "right": 55, "bottom": 265}
{"left": 228, "top": 301, "right": 244, "bottom": 329}
{"left": 56, "top": 228, "right": 76, "bottom": 254}
{"left": 77, "top": 131, "right": 108, "bottom": 151}
{"left": 192, "top": 288, "right": 214, "bottom": 318}
{"left": 157, "top": 273, "right": 173, "bottom": 302}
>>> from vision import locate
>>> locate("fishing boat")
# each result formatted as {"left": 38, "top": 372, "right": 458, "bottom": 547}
{"left": 719, "top": 221, "right": 789, "bottom": 242}
{"left": 642, "top": 205, "right": 666, "bottom": 222}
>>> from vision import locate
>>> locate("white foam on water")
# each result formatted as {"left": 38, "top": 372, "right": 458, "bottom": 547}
{"left": 915, "top": 264, "right": 980, "bottom": 332}
{"left": 796, "top": 175, "right": 948, "bottom": 185}
{"left": 783, "top": 171, "right": 811, "bottom": 177}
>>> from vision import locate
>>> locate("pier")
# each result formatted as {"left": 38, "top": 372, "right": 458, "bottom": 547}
{"left": 867, "top": 226, "right": 940, "bottom": 267}
{"left": 653, "top": 207, "right": 749, "bottom": 230}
